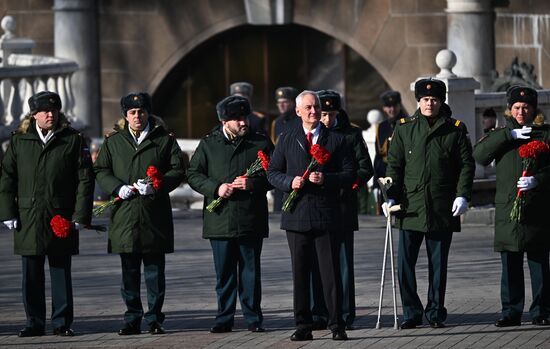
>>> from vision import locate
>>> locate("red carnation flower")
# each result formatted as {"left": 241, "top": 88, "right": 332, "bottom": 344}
{"left": 511, "top": 140, "right": 550, "bottom": 222}
{"left": 282, "top": 144, "right": 332, "bottom": 212}
{"left": 206, "top": 150, "right": 270, "bottom": 212}
{"left": 50, "top": 215, "right": 72, "bottom": 239}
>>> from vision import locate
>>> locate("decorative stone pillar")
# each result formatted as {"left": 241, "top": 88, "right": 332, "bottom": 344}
{"left": 446, "top": 0, "right": 494, "bottom": 91}
{"left": 53, "top": 0, "right": 101, "bottom": 135}
{"left": 411, "top": 49, "right": 484, "bottom": 177}
{"left": 244, "top": 0, "right": 293, "bottom": 25}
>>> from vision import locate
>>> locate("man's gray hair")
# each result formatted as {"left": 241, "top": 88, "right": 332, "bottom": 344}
{"left": 296, "top": 90, "right": 320, "bottom": 107}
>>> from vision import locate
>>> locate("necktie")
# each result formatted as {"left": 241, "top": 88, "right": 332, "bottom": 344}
{"left": 306, "top": 132, "right": 313, "bottom": 148}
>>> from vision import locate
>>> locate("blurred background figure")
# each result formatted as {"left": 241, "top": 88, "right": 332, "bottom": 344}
{"left": 270, "top": 86, "right": 299, "bottom": 212}
{"left": 230, "top": 82, "right": 268, "bottom": 136}
{"left": 482, "top": 108, "right": 497, "bottom": 134}
{"left": 89, "top": 141, "right": 110, "bottom": 205}
{"left": 362, "top": 109, "right": 384, "bottom": 214}
{"left": 373, "top": 90, "right": 407, "bottom": 215}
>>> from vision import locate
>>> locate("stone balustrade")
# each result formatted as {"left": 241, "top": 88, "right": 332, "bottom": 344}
{"left": 0, "top": 15, "right": 79, "bottom": 129}
{"left": 0, "top": 54, "right": 78, "bottom": 125}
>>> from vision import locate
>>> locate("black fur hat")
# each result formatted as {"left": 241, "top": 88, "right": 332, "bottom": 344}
{"left": 216, "top": 95, "right": 251, "bottom": 121}
{"left": 28, "top": 91, "right": 61, "bottom": 113}
{"left": 120, "top": 92, "right": 152, "bottom": 116}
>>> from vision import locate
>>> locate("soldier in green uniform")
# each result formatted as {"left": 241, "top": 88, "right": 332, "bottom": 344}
{"left": 230, "top": 82, "right": 268, "bottom": 136}
{"left": 473, "top": 86, "right": 550, "bottom": 327}
{"left": 0, "top": 91, "right": 94, "bottom": 337}
{"left": 94, "top": 92, "right": 186, "bottom": 336}
{"left": 187, "top": 95, "right": 273, "bottom": 333}
{"left": 309, "top": 90, "right": 374, "bottom": 330}
{"left": 385, "top": 78, "right": 475, "bottom": 329}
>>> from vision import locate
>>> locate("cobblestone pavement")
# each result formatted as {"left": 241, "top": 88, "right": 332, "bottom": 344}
{"left": 0, "top": 211, "right": 548, "bottom": 348}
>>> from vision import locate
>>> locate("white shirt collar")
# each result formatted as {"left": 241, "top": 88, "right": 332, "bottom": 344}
{"left": 35, "top": 123, "right": 54, "bottom": 145}
{"left": 129, "top": 122, "right": 150, "bottom": 145}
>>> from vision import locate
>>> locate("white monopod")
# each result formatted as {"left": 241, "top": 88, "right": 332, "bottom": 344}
{"left": 375, "top": 177, "right": 401, "bottom": 330}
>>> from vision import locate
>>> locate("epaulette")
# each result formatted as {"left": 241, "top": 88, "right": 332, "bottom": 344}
{"left": 105, "top": 130, "right": 118, "bottom": 138}
{"left": 398, "top": 116, "right": 417, "bottom": 125}
{"left": 448, "top": 117, "right": 466, "bottom": 130}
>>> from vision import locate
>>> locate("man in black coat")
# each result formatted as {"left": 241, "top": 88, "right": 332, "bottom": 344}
{"left": 309, "top": 90, "right": 374, "bottom": 330}
{"left": 267, "top": 90, "right": 355, "bottom": 341}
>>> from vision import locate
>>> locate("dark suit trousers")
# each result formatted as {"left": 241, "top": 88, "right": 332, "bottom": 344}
{"left": 120, "top": 253, "right": 166, "bottom": 327}
{"left": 310, "top": 230, "right": 355, "bottom": 326}
{"left": 210, "top": 237, "right": 264, "bottom": 327}
{"left": 287, "top": 229, "right": 343, "bottom": 330}
{"left": 22, "top": 255, "right": 73, "bottom": 330}
{"left": 398, "top": 229, "right": 452, "bottom": 323}
{"left": 500, "top": 251, "right": 550, "bottom": 320}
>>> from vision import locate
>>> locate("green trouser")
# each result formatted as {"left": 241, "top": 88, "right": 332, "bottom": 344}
{"left": 398, "top": 229, "right": 452, "bottom": 323}
{"left": 120, "top": 253, "right": 166, "bottom": 327}
{"left": 500, "top": 251, "right": 550, "bottom": 320}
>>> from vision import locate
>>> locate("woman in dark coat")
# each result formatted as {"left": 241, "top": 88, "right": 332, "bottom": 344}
{"left": 473, "top": 86, "right": 550, "bottom": 327}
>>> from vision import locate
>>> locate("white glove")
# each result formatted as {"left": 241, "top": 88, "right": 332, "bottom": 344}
{"left": 373, "top": 188, "right": 381, "bottom": 201}
{"left": 452, "top": 197, "right": 468, "bottom": 216}
{"left": 517, "top": 176, "right": 538, "bottom": 191}
{"left": 133, "top": 179, "right": 154, "bottom": 196}
{"left": 118, "top": 185, "right": 136, "bottom": 199}
{"left": 3, "top": 219, "right": 18, "bottom": 230}
{"left": 74, "top": 222, "right": 83, "bottom": 230}
{"left": 510, "top": 126, "right": 532, "bottom": 140}
{"left": 382, "top": 199, "right": 396, "bottom": 218}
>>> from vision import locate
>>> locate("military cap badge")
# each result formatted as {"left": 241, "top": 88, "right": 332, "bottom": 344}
{"left": 414, "top": 78, "right": 446, "bottom": 102}
{"left": 317, "top": 89, "right": 341, "bottom": 111}
{"left": 120, "top": 92, "right": 152, "bottom": 115}
{"left": 507, "top": 85, "right": 537, "bottom": 109}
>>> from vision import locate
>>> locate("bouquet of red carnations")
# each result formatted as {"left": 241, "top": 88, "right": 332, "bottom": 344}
{"left": 206, "top": 150, "right": 270, "bottom": 213}
{"left": 93, "top": 165, "right": 163, "bottom": 216}
{"left": 50, "top": 215, "right": 106, "bottom": 238}
{"left": 510, "top": 140, "right": 550, "bottom": 222}
{"left": 282, "top": 144, "right": 331, "bottom": 212}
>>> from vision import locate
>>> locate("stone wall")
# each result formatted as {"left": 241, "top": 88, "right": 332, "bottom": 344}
{"left": 1, "top": 0, "right": 549, "bottom": 135}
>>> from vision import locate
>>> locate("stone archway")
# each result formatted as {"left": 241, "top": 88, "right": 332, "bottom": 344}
{"left": 152, "top": 24, "right": 392, "bottom": 138}
{"left": 98, "top": 1, "right": 447, "bottom": 134}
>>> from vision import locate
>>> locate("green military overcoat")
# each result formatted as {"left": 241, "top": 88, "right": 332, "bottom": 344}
{"left": 473, "top": 116, "right": 550, "bottom": 252}
{"left": 94, "top": 117, "right": 186, "bottom": 253}
{"left": 333, "top": 112, "right": 374, "bottom": 231}
{"left": 0, "top": 115, "right": 94, "bottom": 255}
{"left": 386, "top": 108, "right": 475, "bottom": 233}
{"left": 187, "top": 126, "right": 273, "bottom": 239}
